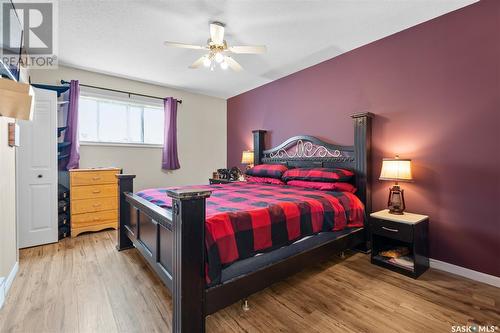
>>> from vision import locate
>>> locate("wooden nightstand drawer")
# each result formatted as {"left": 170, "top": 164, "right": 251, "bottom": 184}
{"left": 371, "top": 218, "right": 413, "bottom": 243}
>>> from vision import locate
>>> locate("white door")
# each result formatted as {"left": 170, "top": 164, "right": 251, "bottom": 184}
{"left": 17, "top": 88, "right": 58, "bottom": 248}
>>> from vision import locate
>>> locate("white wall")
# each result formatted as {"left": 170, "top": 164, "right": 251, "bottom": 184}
{"left": 0, "top": 116, "right": 18, "bottom": 307}
{"left": 30, "top": 66, "right": 227, "bottom": 190}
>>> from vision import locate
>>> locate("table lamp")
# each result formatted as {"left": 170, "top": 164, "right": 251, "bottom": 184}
{"left": 379, "top": 155, "right": 413, "bottom": 215}
{"left": 241, "top": 150, "right": 254, "bottom": 169}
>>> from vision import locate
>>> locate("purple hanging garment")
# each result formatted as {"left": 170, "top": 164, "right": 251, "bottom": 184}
{"left": 64, "top": 80, "right": 80, "bottom": 170}
{"left": 162, "top": 97, "right": 180, "bottom": 170}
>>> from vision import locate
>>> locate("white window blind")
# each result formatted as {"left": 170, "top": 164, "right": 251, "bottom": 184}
{"left": 79, "top": 95, "right": 164, "bottom": 146}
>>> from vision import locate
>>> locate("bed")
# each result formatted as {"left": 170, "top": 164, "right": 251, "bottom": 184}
{"left": 116, "top": 112, "right": 373, "bottom": 333}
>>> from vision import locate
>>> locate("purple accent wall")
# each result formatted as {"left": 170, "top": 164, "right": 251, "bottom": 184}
{"left": 227, "top": 0, "right": 500, "bottom": 277}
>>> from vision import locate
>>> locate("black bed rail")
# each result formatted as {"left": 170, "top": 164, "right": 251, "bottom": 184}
{"left": 116, "top": 174, "right": 212, "bottom": 333}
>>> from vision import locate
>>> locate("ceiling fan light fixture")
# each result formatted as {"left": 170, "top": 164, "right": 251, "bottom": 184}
{"left": 203, "top": 56, "right": 211, "bottom": 67}
{"left": 164, "top": 21, "right": 266, "bottom": 72}
{"left": 214, "top": 52, "right": 224, "bottom": 63}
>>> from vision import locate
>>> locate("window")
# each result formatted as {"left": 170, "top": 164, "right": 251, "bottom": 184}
{"left": 79, "top": 95, "right": 164, "bottom": 145}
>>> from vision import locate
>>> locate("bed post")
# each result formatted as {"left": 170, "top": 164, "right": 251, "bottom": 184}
{"left": 252, "top": 130, "right": 266, "bottom": 166}
{"left": 351, "top": 112, "right": 373, "bottom": 251}
{"left": 116, "top": 174, "right": 136, "bottom": 251}
{"left": 166, "top": 188, "right": 212, "bottom": 333}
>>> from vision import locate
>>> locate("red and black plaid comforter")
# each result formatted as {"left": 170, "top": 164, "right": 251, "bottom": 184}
{"left": 137, "top": 182, "right": 364, "bottom": 284}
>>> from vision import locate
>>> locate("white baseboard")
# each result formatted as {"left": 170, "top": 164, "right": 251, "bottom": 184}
{"left": 430, "top": 258, "right": 500, "bottom": 288}
{"left": 0, "top": 261, "right": 19, "bottom": 309}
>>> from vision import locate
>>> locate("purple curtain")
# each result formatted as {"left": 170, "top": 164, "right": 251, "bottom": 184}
{"left": 162, "top": 97, "right": 180, "bottom": 170}
{"left": 64, "top": 80, "right": 80, "bottom": 170}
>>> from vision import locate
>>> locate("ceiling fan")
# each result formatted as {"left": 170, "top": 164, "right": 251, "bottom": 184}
{"left": 163, "top": 22, "right": 266, "bottom": 72}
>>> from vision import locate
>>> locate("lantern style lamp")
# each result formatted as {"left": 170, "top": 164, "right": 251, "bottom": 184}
{"left": 241, "top": 150, "right": 254, "bottom": 169}
{"left": 379, "top": 156, "right": 413, "bottom": 215}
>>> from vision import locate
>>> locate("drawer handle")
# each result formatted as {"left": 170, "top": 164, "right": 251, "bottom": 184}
{"left": 382, "top": 226, "right": 399, "bottom": 233}
{"left": 93, "top": 203, "right": 101, "bottom": 207}
{"left": 92, "top": 190, "right": 101, "bottom": 194}
{"left": 92, "top": 176, "right": 101, "bottom": 181}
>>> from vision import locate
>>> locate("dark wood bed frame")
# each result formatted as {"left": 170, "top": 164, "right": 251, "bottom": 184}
{"left": 116, "top": 112, "right": 373, "bottom": 332}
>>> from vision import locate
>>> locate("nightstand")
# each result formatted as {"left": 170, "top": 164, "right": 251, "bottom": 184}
{"left": 370, "top": 209, "right": 429, "bottom": 278}
{"left": 209, "top": 178, "right": 244, "bottom": 185}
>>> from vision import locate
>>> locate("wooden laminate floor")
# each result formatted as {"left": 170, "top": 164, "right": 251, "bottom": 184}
{"left": 0, "top": 230, "right": 498, "bottom": 333}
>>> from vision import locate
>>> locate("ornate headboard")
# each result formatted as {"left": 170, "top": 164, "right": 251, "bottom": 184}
{"left": 252, "top": 112, "right": 373, "bottom": 213}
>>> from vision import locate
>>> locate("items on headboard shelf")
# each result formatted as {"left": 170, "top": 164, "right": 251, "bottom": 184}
{"left": 215, "top": 167, "right": 243, "bottom": 181}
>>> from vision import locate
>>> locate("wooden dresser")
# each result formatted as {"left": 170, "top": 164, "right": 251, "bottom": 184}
{"left": 69, "top": 168, "right": 121, "bottom": 237}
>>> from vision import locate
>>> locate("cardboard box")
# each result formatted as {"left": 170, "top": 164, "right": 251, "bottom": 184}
{"left": 0, "top": 78, "right": 34, "bottom": 120}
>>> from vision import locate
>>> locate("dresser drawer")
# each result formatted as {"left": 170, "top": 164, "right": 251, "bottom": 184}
{"left": 72, "top": 221, "right": 118, "bottom": 237}
{"left": 371, "top": 218, "right": 413, "bottom": 243}
{"left": 72, "top": 209, "right": 118, "bottom": 227}
{"left": 71, "top": 184, "right": 117, "bottom": 200}
{"left": 71, "top": 197, "right": 118, "bottom": 214}
{"left": 70, "top": 170, "right": 119, "bottom": 186}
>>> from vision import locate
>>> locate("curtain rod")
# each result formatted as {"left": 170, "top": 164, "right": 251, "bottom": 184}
{"left": 60, "top": 80, "right": 182, "bottom": 104}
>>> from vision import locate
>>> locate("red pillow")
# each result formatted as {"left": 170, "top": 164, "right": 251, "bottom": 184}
{"left": 287, "top": 180, "right": 356, "bottom": 193}
{"left": 282, "top": 167, "right": 354, "bottom": 183}
{"left": 246, "top": 176, "right": 285, "bottom": 185}
{"left": 245, "top": 164, "right": 288, "bottom": 179}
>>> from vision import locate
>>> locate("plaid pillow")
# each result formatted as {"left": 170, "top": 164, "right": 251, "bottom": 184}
{"left": 246, "top": 176, "right": 285, "bottom": 185}
{"left": 287, "top": 180, "right": 356, "bottom": 193}
{"left": 245, "top": 164, "right": 288, "bottom": 179}
{"left": 282, "top": 167, "right": 354, "bottom": 183}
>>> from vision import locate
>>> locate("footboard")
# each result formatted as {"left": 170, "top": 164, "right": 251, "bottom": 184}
{"left": 116, "top": 175, "right": 211, "bottom": 333}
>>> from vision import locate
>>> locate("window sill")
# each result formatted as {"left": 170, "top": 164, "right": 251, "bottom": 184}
{"left": 80, "top": 141, "right": 163, "bottom": 149}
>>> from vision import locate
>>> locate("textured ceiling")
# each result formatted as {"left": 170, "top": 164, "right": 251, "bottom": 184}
{"left": 58, "top": 0, "right": 477, "bottom": 98}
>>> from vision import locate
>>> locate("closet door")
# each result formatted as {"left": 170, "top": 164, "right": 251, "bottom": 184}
{"left": 17, "top": 88, "right": 58, "bottom": 248}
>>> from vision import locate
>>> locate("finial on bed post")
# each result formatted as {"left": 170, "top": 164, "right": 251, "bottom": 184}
{"left": 351, "top": 112, "right": 374, "bottom": 215}
{"left": 252, "top": 130, "right": 266, "bottom": 166}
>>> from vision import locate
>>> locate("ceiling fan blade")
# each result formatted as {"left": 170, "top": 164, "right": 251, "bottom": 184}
{"left": 164, "top": 41, "right": 206, "bottom": 50}
{"left": 225, "top": 57, "right": 243, "bottom": 72}
{"left": 210, "top": 22, "right": 225, "bottom": 45}
{"left": 189, "top": 56, "right": 206, "bottom": 69}
{"left": 228, "top": 45, "right": 267, "bottom": 54}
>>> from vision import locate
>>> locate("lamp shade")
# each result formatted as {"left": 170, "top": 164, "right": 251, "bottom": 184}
{"left": 241, "top": 150, "right": 254, "bottom": 165}
{"left": 379, "top": 157, "right": 413, "bottom": 181}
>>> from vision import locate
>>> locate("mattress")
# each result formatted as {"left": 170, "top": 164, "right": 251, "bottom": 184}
{"left": 137, "top": 182, "right": 365, "bottom": 284}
